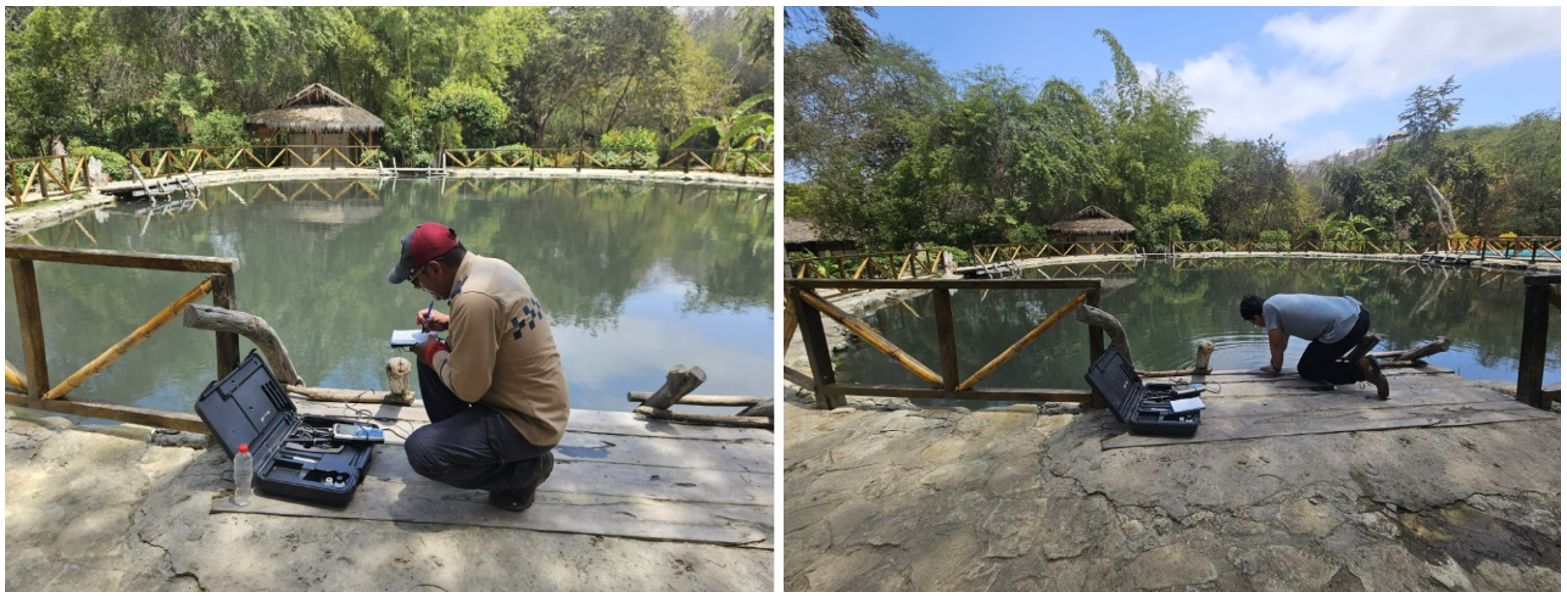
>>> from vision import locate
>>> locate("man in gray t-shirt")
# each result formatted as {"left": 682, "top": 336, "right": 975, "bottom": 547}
{"left": 1239, "top": 293, "right": 1390, "bottom": 399}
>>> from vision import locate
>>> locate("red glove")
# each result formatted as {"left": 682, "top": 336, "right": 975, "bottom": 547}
{"left": 416, "top": 336, "right": 449, "bottom": 366}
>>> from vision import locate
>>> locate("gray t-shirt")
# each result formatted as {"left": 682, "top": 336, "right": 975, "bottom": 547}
{"left": 1262, "top": 294, "right": 1363, "bottom": 343}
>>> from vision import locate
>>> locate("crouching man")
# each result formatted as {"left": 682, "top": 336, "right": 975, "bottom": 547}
{"left": 388, "top": 221, "right": 570, "bottom": 511}
{"left": 1239, "top": 293, "right": 1389, "bottom": 400}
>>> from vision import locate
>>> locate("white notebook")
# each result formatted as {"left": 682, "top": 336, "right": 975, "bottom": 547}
{"left": 389, "top": 329, "right": 433, "bottom": 348}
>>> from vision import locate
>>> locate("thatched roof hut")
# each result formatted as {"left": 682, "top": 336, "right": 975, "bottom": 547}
{"left": 785, "top": 216, "right": 855, "bottom": 254}
{"left": 245, "top": 83, "right": 384, "bottom": 143}
{"left": 1047, "top": 206, "right": 1136, "bottom": 242}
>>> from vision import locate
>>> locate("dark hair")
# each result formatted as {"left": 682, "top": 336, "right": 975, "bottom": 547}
{"left": 435, "top": 242, "right": 467, "bottom": 267}
{"left": 1239, "top": 294, "right": 1264, "bottom": 321}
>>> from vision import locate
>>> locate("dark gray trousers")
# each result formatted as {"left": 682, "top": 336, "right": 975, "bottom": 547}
{"left": 404, "top": 361, "right": 552, "bottom": 493}
{"left": 1296, "top": 308, "right": 1371, "bottom": 385}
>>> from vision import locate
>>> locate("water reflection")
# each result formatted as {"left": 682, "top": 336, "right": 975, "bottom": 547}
{"left": 836, "top": 259, "right": 1561, "bottom": 399}
{"left": 5, "top": 178, "right": 773, "bottom": 412}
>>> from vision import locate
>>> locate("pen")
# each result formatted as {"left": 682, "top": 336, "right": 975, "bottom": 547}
{"left": 422, "top": 300, "right": 434, "bottom": 331}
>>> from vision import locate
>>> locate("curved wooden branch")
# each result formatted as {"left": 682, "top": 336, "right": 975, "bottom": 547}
{"left": 1075, "top": 303, "right": 1132, "bottom": 364}
{"left": 182, "top": 303, "right": 305, "bottom": 386}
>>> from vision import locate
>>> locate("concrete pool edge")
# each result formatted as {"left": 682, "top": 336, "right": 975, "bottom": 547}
{"left": 6, "top": 167, "right": 772, "bottom": 238}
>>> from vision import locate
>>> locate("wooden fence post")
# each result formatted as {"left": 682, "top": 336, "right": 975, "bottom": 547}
{"left": 10, "top": 259, "right": 49, "bottom": 399}
{"left": 933, "top": 288, "right": 959, "bottom": 396}
{"left": 1517, "top": 276, "right": 1553, "bottom": 408}
{"left": 211, "top": 270, "right": 240, "bottom": 379}
{"left": 791, "top": 287, "right": 844, "bottom": 409}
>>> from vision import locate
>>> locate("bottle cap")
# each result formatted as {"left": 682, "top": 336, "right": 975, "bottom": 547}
{"left": 238, "top": 443, "right": 249, "bottom": 454}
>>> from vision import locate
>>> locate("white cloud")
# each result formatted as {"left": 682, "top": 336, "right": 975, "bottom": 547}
{"left": 1177, "top": 7, "right": 1560, "bottom": 149}
{"left": 1288, "top": 130, "right": 1356, "bottom": 162}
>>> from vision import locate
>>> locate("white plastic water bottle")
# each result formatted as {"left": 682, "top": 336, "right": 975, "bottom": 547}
{"left": 233, "top": 443, "right": 253, "bottom": 507}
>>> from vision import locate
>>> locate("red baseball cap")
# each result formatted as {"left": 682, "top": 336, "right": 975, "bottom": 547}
{"left": 388, "top": 222, "right": 459, "bottom": 284}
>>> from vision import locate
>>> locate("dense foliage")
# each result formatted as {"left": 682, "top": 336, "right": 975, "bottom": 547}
{"left": 786, "top": 31, "right": 1560, "bottom": 250}
{"left": 5, "top": 6, "right": 772, "bottom": 162}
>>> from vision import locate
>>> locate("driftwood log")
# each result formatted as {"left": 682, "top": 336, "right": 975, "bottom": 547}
{"left": 1076, "top": 304, "right": 1132, "bottom": 364}
{"left": 1368, "top": 337, "right": 1452, "bottom": 362}
{"left": 633, "top": 365, "right": 772, "bottom": 429}
{"left": 736, "top": 401, "right": 774, "bottom": 420}
{"left": 285, "top": 385, "right": 414, "bottom": 406}
{"left": 633, "top": 405, "right": 771, "bottom": 429}
{"left": 640, "top": 366, "right": 707, "bottom": 410}
{"left": 182, "top": 303, "right": 304, "bottom": 386}
{"left": 626, "top": 392, "right": 764, "bottom": 407}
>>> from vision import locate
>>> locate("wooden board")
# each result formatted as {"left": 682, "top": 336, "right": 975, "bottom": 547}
{"left": 212, "top": 474, "right": 772, "bottom": 547}
{"left": 364, "top": 447, "right": 772, "bottom": 507}
{"left": 211, "top": 406, "right": 774, "bottom": 547}
{"left": 291, "top": 401, "right": 772, "bottom": 443}
{"left": 1103, "top": 399, "right": 1556, "bottom": 449}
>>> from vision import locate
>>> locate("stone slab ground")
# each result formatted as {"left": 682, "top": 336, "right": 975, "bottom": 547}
{"left": 5, "top": 412, "right": 772, "bottom": 591}
{"left": 783, "top": 381, "right": 1560, "bottom": 591}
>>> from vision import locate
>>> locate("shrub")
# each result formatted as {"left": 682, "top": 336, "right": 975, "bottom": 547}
{"left": 190, "top": 110, "right": 250, "bottom": 147}
{"left": 1258, "top": 229, "right": 1291, "bottom": 251}
{"left": 595, "top": 127, "right": 659, "bottom": 170}
{"left": 359, "top": 148, "right": 388, "bottom": 167}
{"left": 68, "top": 145, "right": 129, "bottom": 180}
{"left": 411, "top": 151, "right": 433, "bottom": 168}
{"left": 493, "top": 143, "right": 532, "bottom": 166}
{"left": 420, "top": 82, "right": 508, "bottom": 148}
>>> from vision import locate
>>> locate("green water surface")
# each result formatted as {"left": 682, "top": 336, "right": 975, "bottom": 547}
{"left": 835, "top": 258, "right": 1561, "bottom": 399}
{"left": 5, "top": 177, "right": 774, "bottom": 413}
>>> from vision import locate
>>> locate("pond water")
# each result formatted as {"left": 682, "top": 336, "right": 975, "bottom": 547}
{"left": 835, "top": 258, "right": 1561, "bottom": 399}
{"left": 5, "top": 177, "right": 773, "bottom": 413}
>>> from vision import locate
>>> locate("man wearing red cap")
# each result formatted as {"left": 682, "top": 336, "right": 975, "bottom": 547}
{"left": 388, "top": 221, "right": 570, "bottom": 511}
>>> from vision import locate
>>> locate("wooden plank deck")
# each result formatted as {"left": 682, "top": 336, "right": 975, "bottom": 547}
{"left": 1103, "top": 366, "right": 1557, "bottom": 449}
{"left": 211, "top": 403, "right": 773, "bottom": 547}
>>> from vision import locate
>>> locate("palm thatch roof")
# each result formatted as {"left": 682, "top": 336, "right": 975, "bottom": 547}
{"left": 1047, "top": 206, "right": 1136, "bottom": 235}
{"left": 785, "top": 217, "right": 830, "bottom": 244}
{"left": 245, "top": 83, "right": 385, "bottom": 134}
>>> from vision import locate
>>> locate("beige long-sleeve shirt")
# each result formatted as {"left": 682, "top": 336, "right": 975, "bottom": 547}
{"left": 429, "top": 253, "right": 569, "bottom": 446}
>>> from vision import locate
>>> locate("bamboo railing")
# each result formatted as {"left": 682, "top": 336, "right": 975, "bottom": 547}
{"left": 784, "top": 278, "right": 1104, "bottom": 408}
{"left": 969, "top": 241, "right": 1138, "bottom": 265}
{"left": 441, "top": 147, "right": 773, "bottom": 177}
{"left": 5, "top": 155, "right": 92, "bottom": 206}
{"left": 4, "top": 245, "right": 239, "bottom": 433}
{"left": 1171, "top": 238, "right": 1427, "bottom": 255}
{"left": 786, "top": 249, "right": 947, "bottom": 280}
{"left": 127, "top": 145, "right": 384, "bottom": 178}
{"left": 1517, "top": 273, "right": 1561, "bottom": 409}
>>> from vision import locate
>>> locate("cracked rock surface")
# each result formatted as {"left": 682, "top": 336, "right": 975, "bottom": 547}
{"left": 783, "top": 399, "right": 1560, "bottom": 591}
{"left": 6, "top": 415, "right": 771, "bottom": 591}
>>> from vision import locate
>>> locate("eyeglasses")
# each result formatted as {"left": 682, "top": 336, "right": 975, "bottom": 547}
{"left": 409, "top": 260, "right": 434, "bottom": 288}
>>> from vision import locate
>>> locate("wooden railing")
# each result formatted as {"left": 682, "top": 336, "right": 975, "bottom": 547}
{"left": 5, "top": 155, "right": 92, "bottom": 206}
{"left": 786, "top": 249, "right": 946, "bottom": 280}
{"left": 4, "top": 245, "right": 238, "bottom": 433}
{"left": 1170, "top": 239, "right": 1427, "bottom": 255}
{"left": 1450, "top": 236, "right": 1562, "bottom": 264}
{"left": 441, "top": 147, "right": 773, "bottom": 177}
{"left": 128, "top": 145, "right": 383, "bottom": 178}
{"left": 1516, "top": 273, "right": 1561, "bottom": 409}
{"left": 784, "top": 278, "right": 1104, "bottom": 409}
{"left": 970, "top": 241, "right": 1138, "bottom": 264}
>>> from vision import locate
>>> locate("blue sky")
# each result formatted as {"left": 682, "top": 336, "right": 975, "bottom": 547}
{"left": 799, "top": 6, "right": 1561, "bottom": 162}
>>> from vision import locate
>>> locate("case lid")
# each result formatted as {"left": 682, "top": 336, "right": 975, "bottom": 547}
{"left": 1083, "top": 346, "right": 1147, "bottom": 424}
{"left": 195, "top": 351, "right": 296, "bottom": 458}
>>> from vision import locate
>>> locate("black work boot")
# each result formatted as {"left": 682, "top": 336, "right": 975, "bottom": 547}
{"left": 1359, "top": 355, "right": 1390, "bottom": 400}
{"left": 488, "top": 452, "right": 554, "bottom": 512}
{"left": 1348, "top": 334, "right": 1380, "bottom": 364}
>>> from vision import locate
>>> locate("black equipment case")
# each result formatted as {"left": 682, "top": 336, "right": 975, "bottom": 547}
{"left": 195, "top": 351, "right": 375, "bottom": 506}
{"left": 1084, "top": 346, "right": 1202, "bottom": 437}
